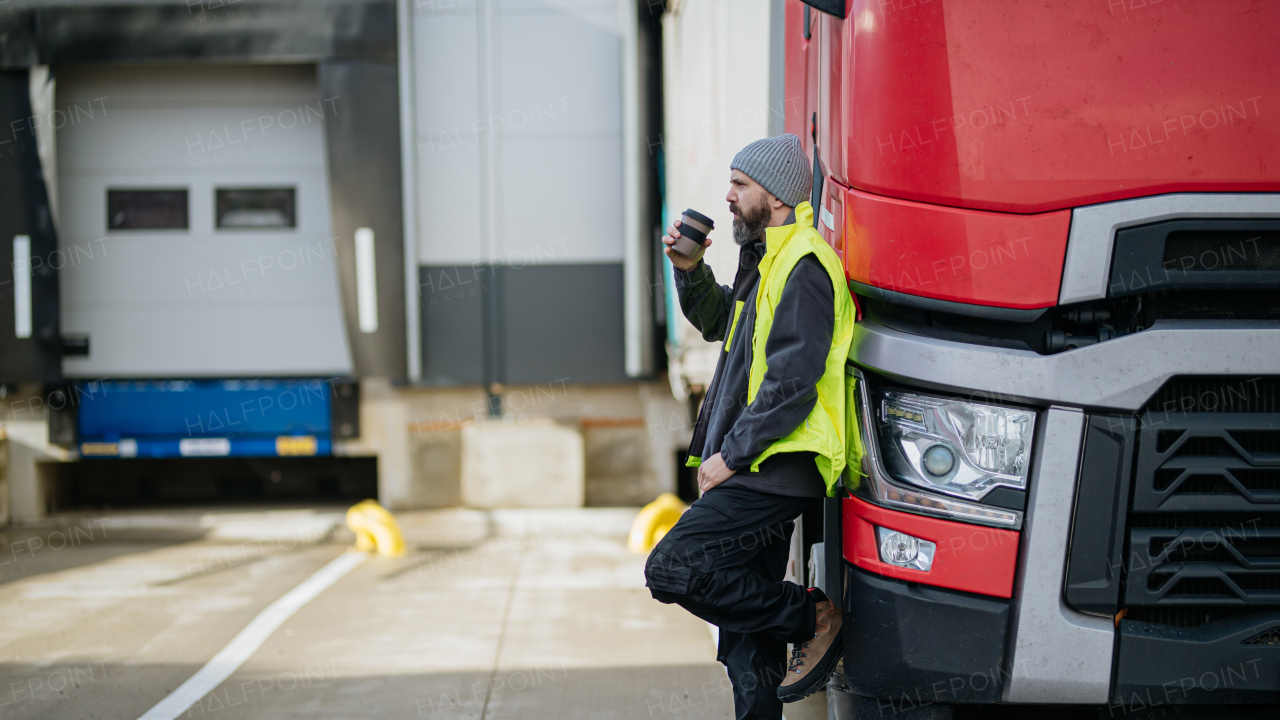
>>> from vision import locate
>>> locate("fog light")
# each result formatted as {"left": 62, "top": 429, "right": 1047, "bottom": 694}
{"left": 876, "top": 527, "right": 936, "bottom": 572}
{"left": 921, "top": 444, "right": 956, "bottom": 477}
{"left": 881, "top": 531, "right": 918, "bottom": 563}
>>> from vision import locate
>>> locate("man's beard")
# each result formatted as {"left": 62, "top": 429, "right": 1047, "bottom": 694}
{"left": 730, "top": 196, "right": 771, "bottom": 246}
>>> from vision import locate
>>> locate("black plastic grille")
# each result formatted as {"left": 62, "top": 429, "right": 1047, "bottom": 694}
{"left": 1126, "top": 605, "right": 1269, "bottom": 628}
{"left": 1243, "top": 627, "right": 1280, "bottom": 645}
{"left": 1111, "top": 220, "right": 1280, "bottom": 305}
{"left": 1126, "top": 528, "right": 1280, "bottom": 605}
{"left": 1147, "top": 376, "right": 1280, "bottom": 414}
{"left": 1129, "top": 511, "right": 1280, "bottom": 530}
{"left": 1133, "top": 414, "right": 1280, "bottom": 512}
{"left": 1125, "top": 377, "right": 1280, "bottom": 628}
{"left": 1163, "top": 231, "right": 1280, "bottom": 271}
{"left": 1142, "top": 290, "right": 1280, "bottom": 323}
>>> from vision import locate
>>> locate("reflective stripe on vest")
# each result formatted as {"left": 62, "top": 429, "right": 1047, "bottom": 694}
{"left": 724, "top": 300, "right": 746, "bottom": 351}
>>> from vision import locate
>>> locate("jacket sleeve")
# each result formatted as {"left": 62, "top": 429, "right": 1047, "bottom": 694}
{"left": 719, "top": 255, "right": 834, "bottom": 472}
{"left": 674, "top": 260, "right": 734, "bottom": 343}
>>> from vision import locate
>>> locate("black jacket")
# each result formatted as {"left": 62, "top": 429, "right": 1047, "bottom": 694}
{"left": 675, "top": 224, "right": 835, "bottom": 497}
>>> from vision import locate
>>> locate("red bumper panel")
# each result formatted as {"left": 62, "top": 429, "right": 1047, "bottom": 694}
{"left": 843, "top": 495, "right": 1020, "bottom": 599}
{"left": 842, "top": 186, "right": 1070, "bottom": 309}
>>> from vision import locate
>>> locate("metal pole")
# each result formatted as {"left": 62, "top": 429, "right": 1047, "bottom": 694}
{"left": 396, "top": 0, "right": 422, "bottom": 382}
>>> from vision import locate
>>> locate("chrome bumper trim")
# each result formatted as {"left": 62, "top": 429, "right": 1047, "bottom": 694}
{"left": 1003, "top": 408, "right": 1113, "bottom": 703}
{"left": 851, "top": 319, "right": 1280, "bottom": 412}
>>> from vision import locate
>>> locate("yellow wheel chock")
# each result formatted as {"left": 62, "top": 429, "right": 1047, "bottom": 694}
{"left": 628, "top": 493, "right": 688, "bottom": 554}
{"left": 345, "top": 499, "right": 406, "bottom": 558}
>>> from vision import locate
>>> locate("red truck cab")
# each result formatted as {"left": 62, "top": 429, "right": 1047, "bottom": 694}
{"left": 789, "top": 1, "right": 1280, "bottom": 715}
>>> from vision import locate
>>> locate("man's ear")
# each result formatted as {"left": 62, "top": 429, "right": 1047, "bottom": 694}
{"left": 768, "top": 192, "right": 785, "bottom": 211}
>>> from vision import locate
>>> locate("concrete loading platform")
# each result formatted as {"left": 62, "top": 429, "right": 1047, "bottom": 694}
{"left": 0, "top": 507, "right": 831, "bottom": 719}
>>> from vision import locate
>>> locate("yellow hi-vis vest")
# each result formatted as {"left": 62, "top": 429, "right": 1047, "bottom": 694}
{"left": 689, "top": 201, "right": 856, "bottom": 497}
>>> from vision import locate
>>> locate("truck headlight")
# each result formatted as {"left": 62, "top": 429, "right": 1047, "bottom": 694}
{"left": 878, "top": 390, "right": 1035, "bottom": 503}
{"left": 847, "top": 367, "right": 1024, "bottom": 529}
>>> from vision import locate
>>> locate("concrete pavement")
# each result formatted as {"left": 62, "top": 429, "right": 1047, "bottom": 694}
{"left": 0, "top": 507, "right": 831, "bottom": 719}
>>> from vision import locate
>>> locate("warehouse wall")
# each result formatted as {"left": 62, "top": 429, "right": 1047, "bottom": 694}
{"left": 661, "top": 0, "right": 782, "bottom": 391}
{"left": 0, "top": 0, "right": 683, "bottom": 516}
{"left": 411, "top": 0, "right": 629, "bottom": 387}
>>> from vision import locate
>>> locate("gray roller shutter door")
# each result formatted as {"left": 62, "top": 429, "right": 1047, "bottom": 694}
{"left": 57, "top": 64, "right": 352, "bottom": 378}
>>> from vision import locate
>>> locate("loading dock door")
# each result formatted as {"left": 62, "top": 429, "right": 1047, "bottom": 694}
{"left": 56, "top": 64, "right": 352, "bottom": 378}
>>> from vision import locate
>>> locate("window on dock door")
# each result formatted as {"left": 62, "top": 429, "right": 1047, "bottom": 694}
{"left": 107, "top": 189, "right": 188, "bottom": 230}
{"left": 216, "top": 188, "right": 297, "bottom": 229}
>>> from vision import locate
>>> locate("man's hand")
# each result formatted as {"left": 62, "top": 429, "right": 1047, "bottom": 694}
{"left": 662, "top": 219, "right": 712, "bottom": 272}
{"left": 697, "top": 452, "right": 736, "bottom": 493}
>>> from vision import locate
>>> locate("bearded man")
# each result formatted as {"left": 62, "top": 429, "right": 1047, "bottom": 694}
{"left": 648, "top": 133, "right": 855, "bottom": 719}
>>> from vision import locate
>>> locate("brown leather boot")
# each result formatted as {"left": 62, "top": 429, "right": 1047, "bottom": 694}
{"left": 777, "top": 599, "right": 844, "bottom": 703}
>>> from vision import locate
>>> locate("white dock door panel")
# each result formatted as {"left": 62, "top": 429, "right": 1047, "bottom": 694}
{"left": 56, "top": 65, "right": 352, "bottom": 378}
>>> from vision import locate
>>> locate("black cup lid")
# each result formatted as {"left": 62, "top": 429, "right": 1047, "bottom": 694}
{"left": 682, "top": 208, "right": 715, "bottom": 229}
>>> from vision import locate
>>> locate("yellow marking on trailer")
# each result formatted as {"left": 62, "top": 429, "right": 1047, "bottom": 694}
{"left": 276, "top": 435, "right": 318, "bottom": 456}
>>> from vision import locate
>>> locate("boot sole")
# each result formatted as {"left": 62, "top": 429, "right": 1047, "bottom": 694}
{"left": 776, "top": 633, "right": 844, "bottom": 703}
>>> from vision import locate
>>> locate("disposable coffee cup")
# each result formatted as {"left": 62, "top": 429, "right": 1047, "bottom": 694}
{"left": 673, "top": 209, "right": 715, "bottom": 262}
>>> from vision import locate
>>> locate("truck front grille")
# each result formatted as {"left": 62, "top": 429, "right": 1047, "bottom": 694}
{"left": 1146, "top": 375, "right": 1280, "bottom": 413}
{"left": 1126, "top": 605, "right": 1273, "bottom": 628}
{"left": 1124, "top": 377, "right": 1280, "bottom": 625}
{"left": 1163, "top": 231, "right": 1280, "bottom": 272}
{"left": 1243, "top": 627, "right": 1280, "bottom": 645}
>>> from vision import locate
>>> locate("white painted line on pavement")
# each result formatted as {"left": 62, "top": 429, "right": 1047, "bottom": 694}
{"left": 136, "top": 551, "right": 368, "bottom": 720}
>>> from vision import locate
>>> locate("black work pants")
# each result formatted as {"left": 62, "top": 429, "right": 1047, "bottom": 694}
{"left": 644, "top": 485, "right": 820, "bottom": 720}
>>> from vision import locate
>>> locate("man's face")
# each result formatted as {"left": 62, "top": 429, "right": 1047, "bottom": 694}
{"left": 726, "top": 170, "right": 771, "bottom": 246}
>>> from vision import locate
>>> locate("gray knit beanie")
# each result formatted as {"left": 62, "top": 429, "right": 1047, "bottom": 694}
{"left": 730, "top": 133, "right": 811, "bottom": 208}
